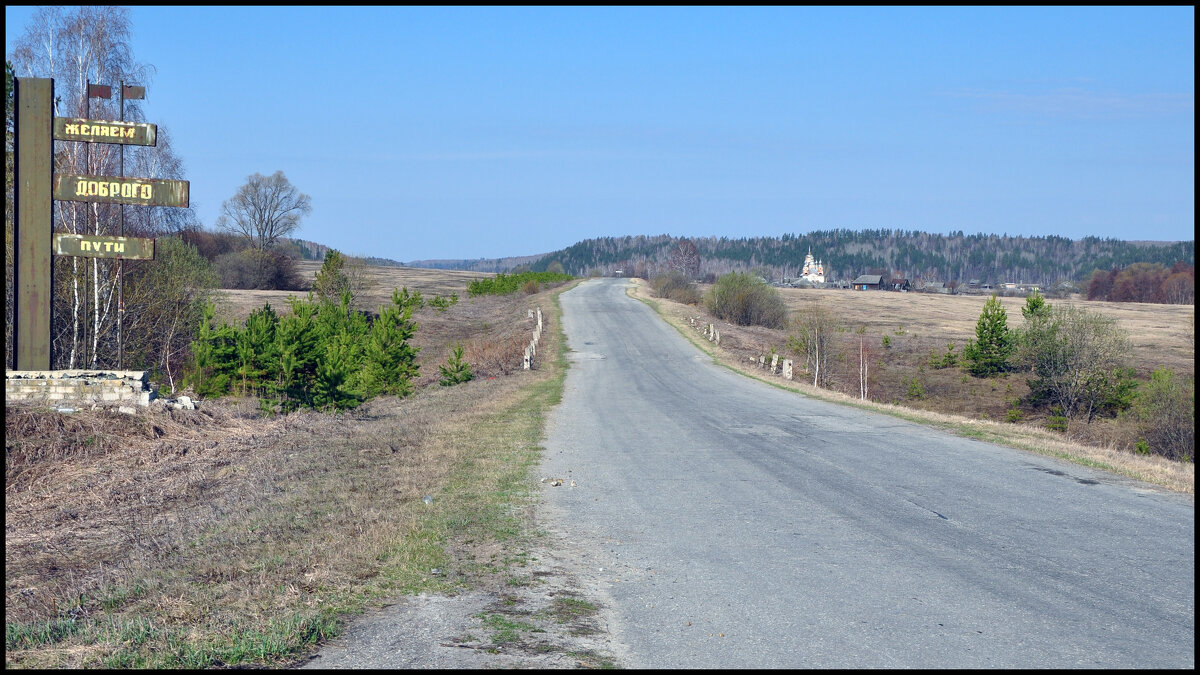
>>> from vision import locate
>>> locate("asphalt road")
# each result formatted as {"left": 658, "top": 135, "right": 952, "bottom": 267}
{"left": 538, "top": 278, "right": 1194, "bottom": 669}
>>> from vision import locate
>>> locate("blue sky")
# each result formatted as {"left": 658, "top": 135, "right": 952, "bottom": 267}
{"left": 6, "top": 6, "right": 1194, "bottom": 261}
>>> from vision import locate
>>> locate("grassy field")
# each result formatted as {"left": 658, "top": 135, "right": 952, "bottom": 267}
{"left": 632, "top": 279, "right": 1193, "bottom": 494}
{"left": 211, "top": 261, "right": 494, "bottom": 324}
{"left": 770, "top": 287, "right": 1193, "bottom": 378}
{"left": 5, "top": 267, "right": 588, "bottom": 668}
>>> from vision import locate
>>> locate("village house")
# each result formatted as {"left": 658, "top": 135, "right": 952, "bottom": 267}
{"left": 851, "top": 274, "right": 884, "bottom": 291}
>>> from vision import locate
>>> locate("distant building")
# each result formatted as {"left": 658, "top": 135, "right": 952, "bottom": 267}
{"left": 800, "top": 248, "right": 827, "bottom": 284}
{"left": 851, "top": 274, "right": 884, "bottom": 290}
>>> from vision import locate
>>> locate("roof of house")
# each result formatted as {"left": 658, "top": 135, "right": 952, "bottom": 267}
{"left": 852, "top": 274, "right": 883, "bottom": 285}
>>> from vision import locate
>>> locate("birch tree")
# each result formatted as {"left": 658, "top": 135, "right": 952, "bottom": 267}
{"left": 788, "top": 303, "right": 839, "bottom": 388}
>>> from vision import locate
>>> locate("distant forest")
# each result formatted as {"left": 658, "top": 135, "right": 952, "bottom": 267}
{"left": 521, "top": 230, "right": 1194, "bottom": 289}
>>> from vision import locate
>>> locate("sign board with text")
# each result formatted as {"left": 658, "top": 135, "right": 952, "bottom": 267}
{"left": 52, "top": 174, "right": 189, "bottom": 208}
{"left": 53, "top": 233, "right": 155, "bottom": 260}
{"left": 53, "top": 117, "right": 157, "bottom": 146}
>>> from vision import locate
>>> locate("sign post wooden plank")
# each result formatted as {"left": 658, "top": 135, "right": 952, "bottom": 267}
{"left": 52, "top": 174, "right": 189, "bottom": 208}
{"left": 53, "top": 234, "right": 155, "bottom": 260}
{"left": 53, "top": 117, "right": 157, "bottom": 146}
{"left": 14, "top": 77, "right": 54, "bottom": 371}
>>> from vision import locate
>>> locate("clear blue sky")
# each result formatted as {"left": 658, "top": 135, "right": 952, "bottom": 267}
{"left": 7, "top": 6, "right": 1195, "bottom": 261}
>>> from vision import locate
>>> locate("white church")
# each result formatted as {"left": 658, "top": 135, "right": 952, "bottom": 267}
{"left": 799, "top": 248, "right": 826, "bottom": 284}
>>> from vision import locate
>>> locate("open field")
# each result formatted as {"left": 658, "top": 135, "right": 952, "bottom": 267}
{"left": 769, "top": 287, "right": 1194, "bottom": 378}
{"left": 213, "top": 261, "right": 495, "bottom": 325}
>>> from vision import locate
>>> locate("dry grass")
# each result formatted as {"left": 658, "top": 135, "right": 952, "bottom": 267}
{"left": 633, "top": 279, "right": 1194, "bottom": 495}
{"left": 211, "top": 261, "right": 494, "bottom": 325}
{"left": 5, "top": 273, "right": 577, "bottom": 668}
{"left": 767, "top": 287, "right": 1194, "bottom": 378}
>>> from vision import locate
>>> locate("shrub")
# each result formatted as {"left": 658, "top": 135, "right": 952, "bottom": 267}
{"left": 704, "top": 272, "right": 788, "bottom": 329}
{"left": 1046, "top": 406, "right": 1068, "bottom": 432}
{"left": 1017, "top": 304, "right": 1133, "bottom": 422}
{"left": 428, "top": 293, "right": 458, "bottom": 311}
{"left": 649, "top": 270, "right": 702, "bottom": 305}
{"left": 929, "top": 343, "right": 958, "bottom": 368}
{"left": 1121, "top": 368, "right": 1194, "bottom": 461}
{"left": 213, "top": 248, "right": 306, "bottom": 290}
{"left": 183, "top": 287, "right": 422, "bottom": 412}
{"left": 906, "top": 376, "right": 925, "bottom": 400}
{"left": 1006, "top": 399, "right": 1024, "bottom": 423}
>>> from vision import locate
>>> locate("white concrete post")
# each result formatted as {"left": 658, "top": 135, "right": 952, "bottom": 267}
{"left": 783, "top": 359, "right": 793, "bottom": 380}
{"left": 770, "top": 354, "right": 779, "bottom": 374}
{"left": 524, "top": 346, "right": 531, "bottom": 370}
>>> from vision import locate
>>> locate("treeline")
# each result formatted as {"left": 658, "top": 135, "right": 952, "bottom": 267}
{"left": 1086, "top": 262, "right": 1194, "bottom": 304}
{"left": 529, "top": 231, "right": 1194, "bottom": 293}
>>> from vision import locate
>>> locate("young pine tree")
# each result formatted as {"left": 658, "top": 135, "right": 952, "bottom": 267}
{"left": 438, "top": 344, "right": 474, "bottom": 386}
{"left": 184, "top": 302, "right": 238, "bottom": 398}
{"left": 964, "top": 294, "right": 1013, "bottom": 377}
{"left": 360, "top": 289, "right": 421, "bottom": 398}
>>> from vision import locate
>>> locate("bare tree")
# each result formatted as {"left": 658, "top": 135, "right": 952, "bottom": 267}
{"left": 667, "top": 238, "right": 700, "bottom": 278}
{"left": 217, "top": 171, "right": 311, "bottom": 251}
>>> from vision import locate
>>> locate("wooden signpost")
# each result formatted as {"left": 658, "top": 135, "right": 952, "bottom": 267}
{"left": 53, "top": 117, "right": 157, "bottom": 146}
{"left": 53, "top": 234, "right": 156, "bottom": 260}
{"left": 52, "top": 174, "right": 189, "bottom": 208}
{"left": 12, "top": 76, "right": 189, "bottom": 371}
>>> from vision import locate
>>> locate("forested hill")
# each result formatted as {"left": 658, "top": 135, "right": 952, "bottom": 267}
{"left": 527, "top": 230, "right": 1195, "bottom": 286}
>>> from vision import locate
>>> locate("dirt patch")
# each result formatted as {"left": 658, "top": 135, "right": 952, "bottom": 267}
{"left": 297, "top": 543, "right": 621, "bottom": 669}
